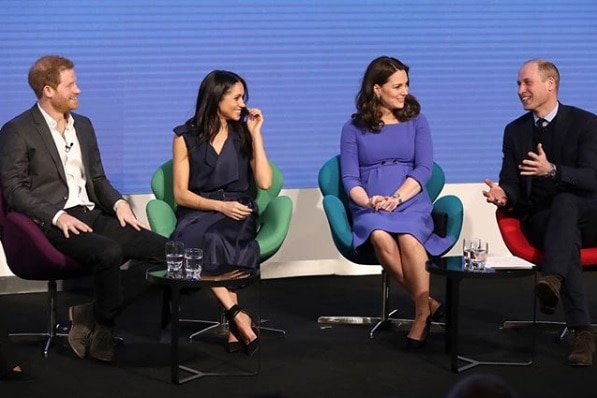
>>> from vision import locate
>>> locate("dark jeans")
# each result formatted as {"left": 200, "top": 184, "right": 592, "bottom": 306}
{"left": 45, "top": 207, "right": 167, "bottom": 326}
{"left": 523, "top": 192, "right": 597, "bottom": 327}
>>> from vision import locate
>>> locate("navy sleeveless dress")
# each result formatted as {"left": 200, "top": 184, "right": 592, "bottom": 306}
{"left": 170, "top": 123, "right": 260, "bottom": 275}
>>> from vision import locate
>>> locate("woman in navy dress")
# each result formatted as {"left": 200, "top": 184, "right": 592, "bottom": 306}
{"left": 171, "top": 70, "right": 272, "bottom": 356}
{"left": 340, "top": 56, "right": 453, "bottom": 347}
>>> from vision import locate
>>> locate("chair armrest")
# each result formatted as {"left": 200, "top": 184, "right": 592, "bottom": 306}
{"left": 495, "top": 208, "right": 543, "bottom": 264}
{"left": 146, "top": 199, "right": 177, "bottom": 238}
{"left": 432, "top": 195, "right": 464, "bottom": 249}
{"left": 257, "top": 196, "right": 293, "bottom": 262}
{"left": 321, "top": 195, "right": 354, "bottom": 255}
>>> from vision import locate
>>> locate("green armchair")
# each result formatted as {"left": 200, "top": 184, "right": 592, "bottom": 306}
{"left": 146, "top": 159, "right": 293, "bottom": 338}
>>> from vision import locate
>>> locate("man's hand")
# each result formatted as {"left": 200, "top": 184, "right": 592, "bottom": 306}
{"left": 115, "top": 201, "right": 149, "bottom": 231}
{"left": 56, "top": 213, "right": 92, "bottom": 238}
{"left": 519, "top": 143, "right": 552, "bottom": 176}
{"left": 482, "top": 178, "right": 508, "bottom": 207}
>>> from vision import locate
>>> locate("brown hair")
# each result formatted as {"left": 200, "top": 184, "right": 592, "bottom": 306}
{"left": 28, "top": 55, "right": 75, "bottom": 99}
{"left": 352, "top": 56, "right": 420, "bottom": 132}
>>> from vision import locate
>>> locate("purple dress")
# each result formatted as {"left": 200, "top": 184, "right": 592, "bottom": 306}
{"left": 340, "top": 114, "right": 452, "bottom": 256}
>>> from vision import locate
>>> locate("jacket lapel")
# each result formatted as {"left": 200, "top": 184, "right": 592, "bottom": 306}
{"left": 30, "top": 106, "right": 68, "bottom": 184}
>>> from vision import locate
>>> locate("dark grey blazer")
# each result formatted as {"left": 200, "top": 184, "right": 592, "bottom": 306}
{"left": 498, "top": 103, "right": 597, "bottom": 213}
{"left": 0, "top": 105, "right": 123, "bottom": 229}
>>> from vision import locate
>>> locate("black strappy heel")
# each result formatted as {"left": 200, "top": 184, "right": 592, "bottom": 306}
{"left": 224, "top": 304, "right": 260, "bottom": 357}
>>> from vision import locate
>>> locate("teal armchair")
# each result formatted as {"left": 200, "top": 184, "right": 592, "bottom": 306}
{"left": 146, "top": 159, "right": 293, "bottom": 338}
{"left": 317, "top": 155, "right": 463, "bottom": 338}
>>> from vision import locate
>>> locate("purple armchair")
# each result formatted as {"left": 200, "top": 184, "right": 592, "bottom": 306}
{"left": 0, "top": 186, "right": 88, "bottom": 357}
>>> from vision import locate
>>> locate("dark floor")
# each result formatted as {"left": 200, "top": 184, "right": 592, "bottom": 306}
{"left": 1, "top": 270, "right": 596, "bottom": 398}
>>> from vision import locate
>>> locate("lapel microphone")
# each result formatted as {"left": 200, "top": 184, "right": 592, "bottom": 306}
{"left": 65, "top": 142, "right": 74, "bottom": 152}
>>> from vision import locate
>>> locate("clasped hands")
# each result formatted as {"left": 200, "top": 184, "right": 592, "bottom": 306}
{"left": 483, "top": 143, "right": 552, "bottom": 207}
{"left": 368, "top": 195, "right": 401, "bottom": 212}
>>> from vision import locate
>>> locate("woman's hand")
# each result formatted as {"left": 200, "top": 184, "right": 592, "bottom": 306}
{"left": 245, "top": 107, "right": 264, "bottom": 136}
{"left": 220, "top": 200, "right": 253, "bottom": 220}
{"left": 372, "top": 196, "right": 401, "bottom": 212}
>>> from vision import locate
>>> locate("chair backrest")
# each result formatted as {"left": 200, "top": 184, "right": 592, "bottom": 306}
{"left": 496, "top": 208, "right": 597, "bottom": 268}
{"left": 318, "top": 155, "right": 459, "bottom": 264}
{"left": 318, "top": 155, "right": 446, "bottom": 213}
{"left": 150, "top": 159, "right": 284, "bottom": 214}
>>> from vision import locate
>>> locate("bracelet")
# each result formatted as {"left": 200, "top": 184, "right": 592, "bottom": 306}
{"left": 391, "top": 193, "right": 403, "bottom": 205}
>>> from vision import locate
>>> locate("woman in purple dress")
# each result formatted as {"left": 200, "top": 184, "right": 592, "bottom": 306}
{"left": 171, "top": 70, "right": 272, "bottom": 356}
{"left": 340, "top": 56, "right": 453, "bottom": 348}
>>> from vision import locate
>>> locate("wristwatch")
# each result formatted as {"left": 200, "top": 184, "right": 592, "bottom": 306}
{"left": 547, "top": 163, "right": 557, "bottom": 179}
{"left": 391, "top": 193, "right": 403, "bottom": 205}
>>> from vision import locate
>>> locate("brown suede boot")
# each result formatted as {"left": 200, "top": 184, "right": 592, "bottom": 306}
{"left": 67, "top": 303, "right": 95, "bottom": 359}
{"left": 568, "top": 330, "right": 596, "bottom": 367}
{"left": 535, "top": 275, "right": 561, "bottom": 314}
{"left": 89, "top": 324, "right": 116, "bottom": 362}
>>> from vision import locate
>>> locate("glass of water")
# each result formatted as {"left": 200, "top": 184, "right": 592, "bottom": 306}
{"left": 463, "top": 238, "right": 481, "bottom": 270}
{"left": 184, "top": 248, "right": 203, "bottom": 281}
{"left": 470, "top": 239, "right": 489, "bottom": 271}
{"left": 165, "top": 241, "right": 184, "bottom": 279}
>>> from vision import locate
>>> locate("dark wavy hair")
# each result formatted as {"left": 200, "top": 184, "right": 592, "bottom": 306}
{"left": 352, "top": 56, "right": 420, "bottom": 132}
{"left": 188, "top": 70, "right": 253, "bottom": 157}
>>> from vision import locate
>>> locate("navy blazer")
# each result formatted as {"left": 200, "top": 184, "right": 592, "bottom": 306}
{"left": 499, "top": 103, "right": 597, "bottom": 213}
{"left": 0, "top": 105, "right": 123, "bottom": 228}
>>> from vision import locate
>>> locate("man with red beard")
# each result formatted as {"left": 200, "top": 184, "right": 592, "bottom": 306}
{"left": 0, "top": 55, "right": 167, "bottom": 362}
{"left": 483, "top": 59, "right": 597, "bottom": 366}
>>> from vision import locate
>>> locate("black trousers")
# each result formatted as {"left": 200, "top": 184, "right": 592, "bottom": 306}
{"left": 45, "top": 207, "right": 167, "bottom": 326}
{"left": 523, "top": 192, "right": 597, "bottom": 328}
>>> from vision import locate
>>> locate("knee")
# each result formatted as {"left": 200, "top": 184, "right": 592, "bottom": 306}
{"left": 370, "top": 230, "right": 396, "bottom": 253}
{"left": 551, "top": 193, "right": 579, "bottom": 216}
{"left": 92, "top": 243, "right": 123, "bottom": 269}
{"left": 397, "top": 234, "right": 422, "bottom": 253}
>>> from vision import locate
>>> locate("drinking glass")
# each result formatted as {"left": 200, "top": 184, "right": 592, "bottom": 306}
{"left": 184, "top": 248, "right": 203, "bottom": 281}
{"left": 470, "top": 239, "right": 489, "bottom": 271}
{"left": 165, "top": 241, "right": 184, "bottom": 279}
{"left": 463, "top": 238, "right": 481, "bottom": 270}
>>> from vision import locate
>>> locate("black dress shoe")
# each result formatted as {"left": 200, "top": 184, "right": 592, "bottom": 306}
{"left": 225, "top": 341, "right": 244, "bottom": 353}
{"left": 405, "top": 316, "right": 432, "bottom": 349}
{"left": 224, "top": 304, "right": 260, "bottom": 357}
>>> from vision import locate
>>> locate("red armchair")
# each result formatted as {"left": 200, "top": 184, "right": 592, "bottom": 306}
{"left": 496, "top": 208, "right": 597, "bottom": 339}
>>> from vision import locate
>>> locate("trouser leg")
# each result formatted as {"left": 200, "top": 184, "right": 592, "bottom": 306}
{"left": 46, "top": 212, "right": 124, "bottom": 326}
{"left": 524, "top": 193, "right": 597, "bottom": 327}
{"left": 88, "top": 214, "right": 167, "bottom": 307}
